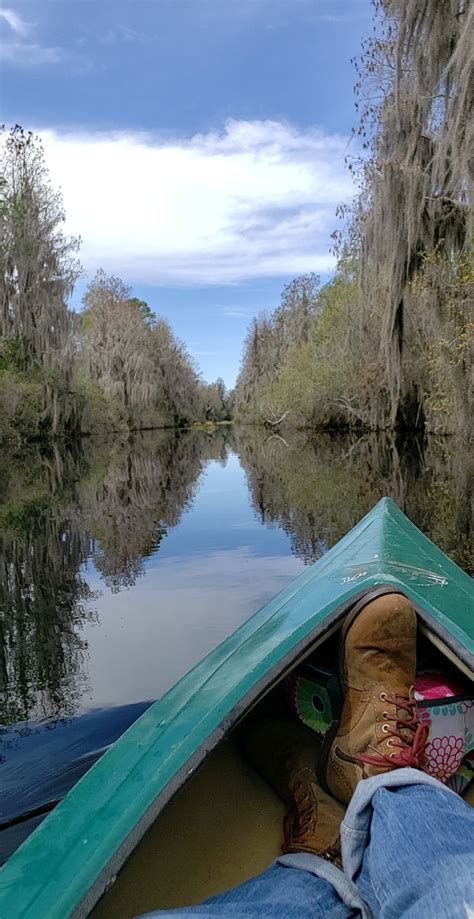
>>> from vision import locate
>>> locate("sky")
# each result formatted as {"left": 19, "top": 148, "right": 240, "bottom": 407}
{"left": 0, "top": 0, "right": 373, "bottom": 386}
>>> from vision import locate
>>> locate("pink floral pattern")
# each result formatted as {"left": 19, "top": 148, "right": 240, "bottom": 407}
{"left": 418, "top": 705, "right": 431, "bottom": 726}
{"left": 426, "top": 735, "right": 464, "bottom": 782}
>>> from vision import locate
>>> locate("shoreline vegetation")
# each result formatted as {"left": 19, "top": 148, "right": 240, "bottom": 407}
{"left": 0, "top": 126, "right": 231, "bottom": 446}
{"left": 1, "top": 4, "right": 472, "bottom": 447}
{"left": 234, "top": 3, "right": 473, "bottom": 437}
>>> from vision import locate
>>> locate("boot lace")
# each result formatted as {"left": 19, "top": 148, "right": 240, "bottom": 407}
{"left": 357, "top": 690, "right": 429, "bottom": 770}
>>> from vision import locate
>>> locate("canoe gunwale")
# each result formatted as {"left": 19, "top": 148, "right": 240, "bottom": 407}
{"left": 416, "top": 619, "right": 473, "bottom": 680}
{"left": 406, "top": 595, "right": 473, "bottom": 677}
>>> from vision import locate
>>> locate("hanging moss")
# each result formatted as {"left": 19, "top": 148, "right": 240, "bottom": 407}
{"left": 355, "top": 1, "right": 473, "bottom": 426}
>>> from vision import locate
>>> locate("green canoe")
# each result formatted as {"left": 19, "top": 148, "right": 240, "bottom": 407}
{"left": 1, "top": 497, "right": 472, "bottom": 918}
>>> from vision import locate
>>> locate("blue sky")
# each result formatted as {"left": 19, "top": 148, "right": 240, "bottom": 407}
{"left": 0, "top": 0, "right": 373, "bottom": 385}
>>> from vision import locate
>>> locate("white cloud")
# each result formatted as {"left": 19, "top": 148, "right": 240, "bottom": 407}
{"left": 39, "top": 120, "right": 354, "bottom": 285}
{"left": 0, "top": 6, "right": 87, "bottom": 68}
{"left": 0, "top": 7, "right": 31, "bottom": 35}
{"left": 222, "top": 306, "right": 254, "bottom": 319}
{"left": 0, "top": 40, "right": 64, "bottom": 64}
{"left": 100, "top": 24, "right": 160, "bottom": 44}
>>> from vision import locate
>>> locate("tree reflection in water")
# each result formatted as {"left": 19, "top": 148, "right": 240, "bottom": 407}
{"left": 78, "top": 430, "right": 228, "bottom": 593}
{"left": 234, "top": 428, "right": 472, "bottom": 573}
{"left": 0, "top": 446, "right": 95, "bottom": 726}
{"left": 0, "top": 429, "right": 229, "bottom": 725}
{"left": 0, "top": 426, "right": 471, "bottom": 730}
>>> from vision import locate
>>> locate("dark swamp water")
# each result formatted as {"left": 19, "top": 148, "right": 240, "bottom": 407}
{"left": 0, "top": 426, "right": 472, "bottom": 861}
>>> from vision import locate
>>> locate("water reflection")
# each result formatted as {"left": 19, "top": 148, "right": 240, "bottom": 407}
{"left": 0, "top": 428, "right": 472, "bottom": 724}
{"left": 236, "top": 429, "right": 472, "bottom": 572}
{"left": 78, "top": 430, "right": 228, "bottom": 592}
{"left": 0, "top": 446, "right": 95, "bottom": 726}
{"left": 0, "top": 429, "right": 229, "bottom": 726}
{"left": 0, "top": 426, "right": 471, "bottom": 861}
{"left": 1, "top": 427, "right": 471, "bottom": 727}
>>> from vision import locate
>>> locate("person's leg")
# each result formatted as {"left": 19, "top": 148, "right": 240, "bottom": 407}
{"left": 342, "top": 769, "right": 474, "bottom": 919}
{"left": 140, "top": 861, "right": 353, "bottom": 919}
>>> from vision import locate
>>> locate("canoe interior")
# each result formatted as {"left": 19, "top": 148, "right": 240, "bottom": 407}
{"left": 93, "top": 623, "right": 473, "bottom": 919}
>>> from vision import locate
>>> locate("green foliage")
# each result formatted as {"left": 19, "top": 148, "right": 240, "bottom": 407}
{"left": 269, "top": 264, "right": 366, "bottom": 428}
{"left": 342, "top": 1, "right": 472, "bottom": 430}
{"left": 235, "top": 260, "right": 386, "bottom": 430}
{"left": 81, "top": 270, "right": 205, "bottom": 428}
{"left": 200, "top": 377, "right": 231, "bottom": 422}
{"left": 0, "top": 131, "right": 215, "bottom": 445}
{"left": 75, "top": 375, "right": 129, "bottom": 435}
{"left": 416, "top": 251, "right": 473, "bottom": 434}
{"left": 0, "top": 370, "right": 44, "bottom": 444}
{"left": 0, "top": 339, "right": 23, "bottom": 372}
{"left": 127, "top": 297, "right": 156, "bottom": 327}
{"left": 235, "top": 0, "right": 473, "bottom": 436}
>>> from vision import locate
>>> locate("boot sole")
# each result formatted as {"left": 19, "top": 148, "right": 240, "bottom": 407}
{"left": 317, "top": 587, "right": 407, "bottom": 796}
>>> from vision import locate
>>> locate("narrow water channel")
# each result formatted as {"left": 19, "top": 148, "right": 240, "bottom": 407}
{"left": 0, "top": 427, "right": 471, "bottom": 861}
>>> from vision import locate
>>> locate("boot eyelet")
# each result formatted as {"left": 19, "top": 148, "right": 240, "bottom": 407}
{"left": 381, "top": 724, "right": 390, "bottom": 733}
{"left": 380, "top": 692, "right": 388, "bottom": 701}
{"left": 382, "top": 712, "right": 389, "bottom": 719}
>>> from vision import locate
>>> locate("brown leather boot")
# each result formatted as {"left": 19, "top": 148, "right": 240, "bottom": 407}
{"left": 319, "top": 590, "right": 429, "bottom": 805}
{"left": 241, "top": 716, "right": 345, "bottom": 865}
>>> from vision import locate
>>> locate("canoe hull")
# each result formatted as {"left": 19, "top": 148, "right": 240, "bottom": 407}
{"left": 1, "top": 497, "right": 472, "bottom": 918}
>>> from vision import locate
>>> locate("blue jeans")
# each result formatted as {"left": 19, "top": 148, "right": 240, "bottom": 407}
{"left": 142, "top": 770, "right": 474, "bottom": 918}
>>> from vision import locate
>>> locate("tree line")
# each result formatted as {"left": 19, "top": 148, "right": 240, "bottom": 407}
{"left": 235, "top": 1, "right": 472, "bottom": 435}
{"left": 2, "top": 2, "right": 472, "bottom": 443}
{"left": 0, "top": 127, "right": 230, "bottom": 444}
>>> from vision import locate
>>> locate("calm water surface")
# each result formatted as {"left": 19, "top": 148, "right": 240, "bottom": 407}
{"left": 0, "top": 427, "right": 471, "bottom": 859}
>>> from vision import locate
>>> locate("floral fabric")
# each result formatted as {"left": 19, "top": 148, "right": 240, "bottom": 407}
{"left": 416, "top": 687, "right": 474, "bottom": 793}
